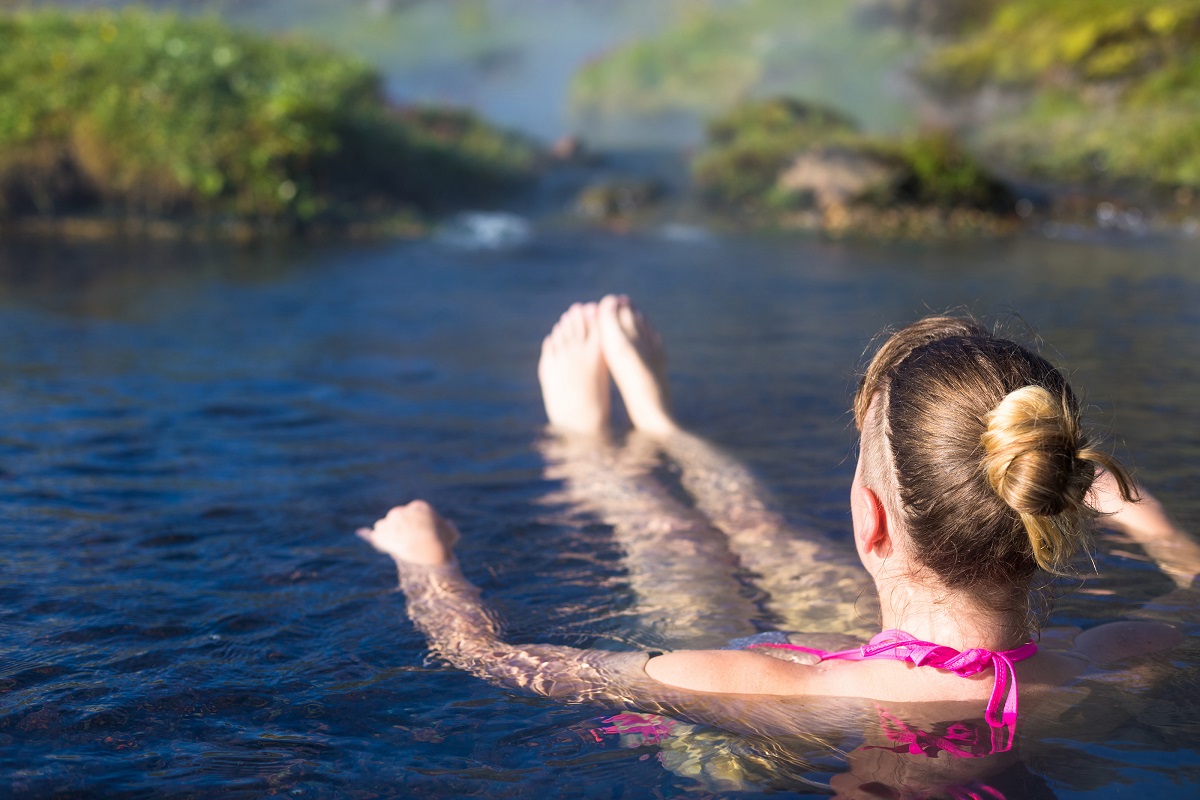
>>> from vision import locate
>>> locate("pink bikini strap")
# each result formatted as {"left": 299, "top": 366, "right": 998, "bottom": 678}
{"left": 749, "top": 629, "right": 1038, "bottom": 735}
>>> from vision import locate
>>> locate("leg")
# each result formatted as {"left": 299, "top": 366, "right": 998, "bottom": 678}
{"left": 537, "top": 302, "right": 757, "bottom": 647}
{"left": 540, "top": 435, "right": 759, "bottom": 648}
{"left": 598, "top": 295, "right": 875, "bottom": 636}
{"left": 659, "top": 431, "right": 874, "bottom": 636}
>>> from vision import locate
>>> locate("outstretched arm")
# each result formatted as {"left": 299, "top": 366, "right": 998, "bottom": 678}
{"left": 1091, "top": 470, "right": 1200, "bottom": 589}
{"left": 357, "top": 501, "right": 646, "bottom": 704}
{"left": 356, "top": 501, "right": 865, "bottom": 742}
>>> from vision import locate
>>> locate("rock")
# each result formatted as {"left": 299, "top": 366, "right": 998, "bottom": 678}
{"left": 775, "top": 147, "right": 903, "bottom": 210}
{"left": 575, "top": 178, "right": 663, "bottom": 221}
{"left": 550, "top": 135, "right": 587, "bottom": 162}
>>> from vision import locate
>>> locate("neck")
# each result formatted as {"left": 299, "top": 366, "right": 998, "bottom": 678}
{"left": 875, "top": 574, "right": 1031, "bottom": 652}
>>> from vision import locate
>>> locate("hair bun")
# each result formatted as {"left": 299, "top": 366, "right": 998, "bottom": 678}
{"left": 981, "top": 386, "right": 1096, "bottom": 571}
{"left": 982, "top": 386, "right": 1087, "bottom": 516}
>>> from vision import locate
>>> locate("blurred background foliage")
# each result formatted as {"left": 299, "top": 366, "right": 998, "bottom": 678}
{"left": 570, "top": 0, "right": 915, "bottom": 135}
{"left": 2, "top": 0, "right": 1199, "bottom": 234}
{"left": 0, "top": 5, "right": 534, "bottom": 227}
{"left": 572, "top": 0, "right": 1200, "bottom": 194}
{"left": 921, "top": 0, "right": 1200, "bottom": 188}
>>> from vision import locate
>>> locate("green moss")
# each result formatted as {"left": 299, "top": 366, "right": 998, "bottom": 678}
{"left": 893, "top": 133, "right": 1012, "bottom": 210}
{"left": 915, "top": 0, "right": 1200, "bottom": 190}
{"left": 705, "top": 97, "right": 858, "bottom": 146}
{"left": 0, "top": 8, "right": 535, "bottom": 226}
{"left": 920, "top": 0, "right": 1200, "bottom": 91}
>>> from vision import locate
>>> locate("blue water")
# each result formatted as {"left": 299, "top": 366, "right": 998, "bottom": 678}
{"left": 1, "top": 228, "right": 1199, "bottom": 797}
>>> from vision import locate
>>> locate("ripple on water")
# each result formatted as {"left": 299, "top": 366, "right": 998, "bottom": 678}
{"left": 0, "top": 233, "right": 1198, "bottom": 796}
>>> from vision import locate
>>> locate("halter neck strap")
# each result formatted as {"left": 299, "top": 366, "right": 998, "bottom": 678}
{"left": 749, "top": 629, "right": 1038, "bottom": 736}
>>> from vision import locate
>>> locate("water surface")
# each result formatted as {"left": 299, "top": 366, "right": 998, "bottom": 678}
{"left": 0, "top": 228, "right": 1198, "bottom": 797}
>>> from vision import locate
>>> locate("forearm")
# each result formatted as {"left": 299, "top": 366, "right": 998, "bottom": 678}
{"left": 396, "top": 561, "right": 651, "bottom": 703}
{"left": 1091, "top": 471, "right": 1200, "bottom": 588}
{"left": 393, "top": 562, "right": 865, "bottom": 742}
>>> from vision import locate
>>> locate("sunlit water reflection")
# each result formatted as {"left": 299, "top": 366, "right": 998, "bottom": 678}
{"left": 0, "top": 228, "right": 1198, "bottom": 797}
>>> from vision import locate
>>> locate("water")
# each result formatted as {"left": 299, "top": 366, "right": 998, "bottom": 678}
{"left": 1, "top": 227, "right": 1199, "bottom": 797}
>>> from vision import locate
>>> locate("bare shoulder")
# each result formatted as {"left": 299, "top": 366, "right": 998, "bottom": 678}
{"left": 644, "top": 649, "right": 808, "bottom": 695}
{"left": 1070, "top": 620, "right": 1183, "bottom": 665}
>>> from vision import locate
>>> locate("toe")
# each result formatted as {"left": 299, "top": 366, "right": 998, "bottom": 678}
{"left": 564, "top": 304, "right": 584, "bottom": 339}
{"left": 598, "top": 295, "right": 623, "bottom": 332}
{"left": 580, "top": 302, "right": 600, "bottom": 338}
{"left": 616, "top": 300, "right": 639, "bottom": 338}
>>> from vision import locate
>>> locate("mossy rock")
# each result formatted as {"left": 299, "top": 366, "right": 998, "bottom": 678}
{"left": 693, "top": 97, "right": 861, "bottom": 209}
{"left": 694, "top": 97, "right": 1014, "bottom": 231}
{"left": 773, "top": 146, "right": 906, "bottom": 210}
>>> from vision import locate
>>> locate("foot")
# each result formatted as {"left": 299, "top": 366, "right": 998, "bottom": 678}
{"left": 357, "top": 500, "right": 458, "bottom": 567}
{"left": 598, "top": 294, "right": 678, "bottom": 436}
{"left": 537, "top": 302, "right": 612, "bottom": 436}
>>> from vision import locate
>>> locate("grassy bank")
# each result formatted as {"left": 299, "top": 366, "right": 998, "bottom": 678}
{"left": 920, "top": 0, "right": 1200, "bottom": 192}
{"left": 0, "top": 8, "right": 535, "bottom": 232}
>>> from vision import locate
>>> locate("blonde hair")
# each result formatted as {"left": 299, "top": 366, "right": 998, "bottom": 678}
{"left": 855, "top": 316, "right": 1135, "bottom": 596}
{"left": 982, "top": 385, "right": 1133, "bottom": 573}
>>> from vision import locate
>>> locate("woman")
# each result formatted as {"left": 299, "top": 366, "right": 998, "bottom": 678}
{"left": 358, "top": 296, "right": 1198, "bottom": 796}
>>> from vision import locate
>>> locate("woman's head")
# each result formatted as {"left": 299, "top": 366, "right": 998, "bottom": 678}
{"left": 854, "top": 316, "right": 1134, "bottom": 601}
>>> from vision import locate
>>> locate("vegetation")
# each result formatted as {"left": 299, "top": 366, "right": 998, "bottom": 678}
{"left": 921, "top": 0, "right": 1200, "bottom": 89}
{"left": 572, "top": 0, "right": 1200, "bottom": 227}
{"left": 570, "top": 0, "right": 915, "bottom": 134}
{"left": 0, "top": 8, "right": 535, "bottom": 230}
{"left": 694, "top": 98, "right": 859, "bottom": 209}
{"left": 694, "top": 97, "right": 1014, "bottom": 236}
{"left": 919, "top": 0, "right": 1200, "bottom": 190}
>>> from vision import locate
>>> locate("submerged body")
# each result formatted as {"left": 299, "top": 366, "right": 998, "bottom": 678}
{"left": 359, "top": 296, "right": 1198, "bottom": 797}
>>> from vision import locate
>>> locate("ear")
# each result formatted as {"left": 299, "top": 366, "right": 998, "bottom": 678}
{"left": 852, "top": 485, "right": 892, "bottom": 560}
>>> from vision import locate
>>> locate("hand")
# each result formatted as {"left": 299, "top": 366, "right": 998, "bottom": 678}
{"left": 357, "top": 500, "right": 459, "bottom": 566}
{"left": 1092, "top": 472, "right": 1200, "bottom": 589}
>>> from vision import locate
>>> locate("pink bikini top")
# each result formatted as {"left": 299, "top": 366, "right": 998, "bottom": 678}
{"left": 749, "top": 629, "right": 1038, "bottom": 742}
